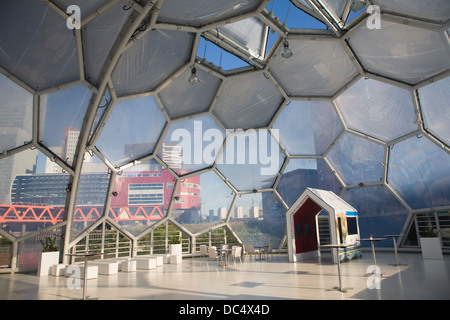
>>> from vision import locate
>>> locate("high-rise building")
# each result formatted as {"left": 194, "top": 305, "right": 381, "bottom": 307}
{"left": 0, "top": 76, "right": 36, "bottom": 204}
{"left": 234, "top": 206, "right": 243, "bottom": 219}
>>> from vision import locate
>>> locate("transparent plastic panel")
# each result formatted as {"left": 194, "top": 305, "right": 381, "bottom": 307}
{"left": 90, "top": 87, "right": 112, "bottom": 141}
{"left": 72, "top": 153, "right": 110, "bottom": 238}
{"left": 213, "top": 73, "right": 283, "bottom": 129}
{"left": 72, "top": 222, "right": 132, "bottom": 260}
{"left": 1, "top": 149, "right": 68, "bottom": 235}
{"left": 173, "top": 171, "right": 234, "bottom": 234}
{"left": 342, "top": 186, "right": 409, "bottom": 247}
{"left": 157, "top": 115, "right": 225, "bottom": 175}
{"left": 40, "top": 84, "right": 92, "bottom": 166}
{"left": 229, "top": 192, "right": 286, "bottom": 248}
{"left": 335, "top": 78, "right": 417, "bottom": 142}
{"left": 53, "top": 0, "right": 112, "bottom": 19}
{"left": 158, "top": 67, "right": 221, "bottom": 119}
{"left": 216, "top": 129, "right": 284, "bottom": 191}
{"left": 320, "top": 0, "right": 347, "bottom": 18}
{"left": 108, "top": 159, "right": 170, "bottom": 236}
{"left": 326, "top": 132, "right": 385, "bottom": 185}
{"left": 0, "top": 0, "right": 79, "bottom": 90}
{"left": 388, "top": 136, "right": 450, "bottom": 209}
{"left": 418, "top": 76, "right": 450, "bottom": 146}
{"left": 83, "top": 2, "right": 132, "bottom": 85}
{"left": 96, "top": 96, "right": 166, "bottom": 167}
{"left": 269, "top": 39, "right": 359, "bottom": 97}
{"left": 273, "top": 100, "right": 343, "bottom": 155}
{"left": 0, "top": 235, "right": 12, "bottom": 268}
{"left": 0, "top": 74, "right": 33, "bottom": 152}
{"left": 157, "top": 0, "right": 262, "bottom": 27}
{"left": 17, "top": 228, "right": 62, "bottom": 270}
{"left": 218, "top": 17, "right": 266, "bottom": 59}
{"left": 372, "top": 0, "right": 450, "bottom": 23}
{"left": 276, "top": 158, "right": 342, "bottom": 207}
{"left": 348, "top": 20, "right": 450, "bottom": 85}
{"left": 197, "top": 37, "right": 251, "bottom": 71}
{"left": 111, "top": 29, "right": 195, "bottom": 96}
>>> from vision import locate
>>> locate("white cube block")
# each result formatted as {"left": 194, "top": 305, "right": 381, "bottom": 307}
{"left": 37, "top": 252, "right": 60, "bottom": 276}
{"left": 121, "top": 260, "right": 136, "bottom": 272}
{"left": 65, "top": 265, "right": 98, "bottom": 279}
{"left": 107, "top": 258, "right": 131, "bottom": 271}
{"left": 133, "top": 258, "right": 156, "bottom": 270}
{"left": 151, "top": 256, "right": 163, "bottom": 266}
{"left": 51, "top": 264, "right": 67, "bottom": 277}
{"left": 90, "top": 262, "right": 118, "bottom": 275}
{"left": 169, "top": 255, "right": 182, "bottom": 264}
{"left": 155, "top": 254, "right": 171, "bottom": 264}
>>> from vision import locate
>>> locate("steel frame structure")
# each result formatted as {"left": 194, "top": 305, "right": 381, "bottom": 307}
{"left": 0, "top": 0, "right": 449, "bottom": 272}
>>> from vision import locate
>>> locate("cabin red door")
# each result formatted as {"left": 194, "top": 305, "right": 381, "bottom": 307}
{"left": 293, "top": 198, "right": 321, "bottom": 254}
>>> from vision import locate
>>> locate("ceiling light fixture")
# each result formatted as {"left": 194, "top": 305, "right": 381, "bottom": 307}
{"left": 350, "top": 0, "right": 366, "bottom": 12}
{"left": 188, "top": 66, "right": 200, "bottom": 85}
{"left": 281, "top": 40, "right": 293, "bottom": 59}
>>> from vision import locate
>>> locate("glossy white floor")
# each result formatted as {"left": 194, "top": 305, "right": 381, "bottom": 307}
{"left": 0, "top": 251, "right": 449, "bottom": 300}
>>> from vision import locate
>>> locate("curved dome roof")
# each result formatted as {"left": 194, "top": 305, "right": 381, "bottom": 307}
{"left": 0, "top": 0, "right": 449, "bottom": 251}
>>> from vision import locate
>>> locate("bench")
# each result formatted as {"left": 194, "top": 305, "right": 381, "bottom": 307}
{"left": 121, "top": 260, "right": 136, "bottom": 272}
{"left": 51, "top": 264, "right": 67, "bottom": 277}
{"left": 132, "top": 257, "right": 157, "bottom": 270}
{"left": 88, "top": 261, "right": 119, "bottom": 275}
{"left": 64, "top": 264, "right": 98, "bottom": 279}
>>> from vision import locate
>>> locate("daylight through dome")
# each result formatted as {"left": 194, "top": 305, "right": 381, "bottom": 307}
{"left": 0, "top": 0, "right": 449, "bottom": 285}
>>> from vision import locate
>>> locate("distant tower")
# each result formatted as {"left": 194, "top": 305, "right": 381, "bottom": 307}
{"left": 249, "top": 206, "right": 259, "bottom": 219}
{"left": 235, "top": 206, "right": 243, "bottom": 219}
{"left": 61, "top": 127, "right": 80, "bottom": 164}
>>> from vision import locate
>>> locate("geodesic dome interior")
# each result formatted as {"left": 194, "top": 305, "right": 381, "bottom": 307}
{"left": 0, "top": 0, "right": 449, "bottom": 269}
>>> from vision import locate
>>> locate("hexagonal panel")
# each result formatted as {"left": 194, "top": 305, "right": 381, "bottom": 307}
{"left": 2, "top": 149, "right": 42, "bottom": 206}
{"left": 111, "top": 29, "right": 195, "bottom": 96}
{"left": 348, "top": 19, "right": 450, "bottom": 85}
{"left": 40, "top": 84, "right": 92, "bottom": 166}
{"left": 326, "top": 132, "right": 385, "bottom": 185}
{"left": 212, "top": 72, "right": 283, "bottom": 130}
{"left": 82, "top": 1, "right": 133, "bottom": 85}
{"left": 272, "top": 100, "right": 343, "bottom": 155}
{"left": 276, "top": 158, "right": 342, "bottom": 207}
{"left": 269, "top": 38, "right": 359, "bottom": 97}
{"left": 418, "top": 76, "right": 450, "bottom": 146}
{"left": 216, "top": 129, "right": 284, "bottom": 191}
{"left": 157, "top": 0, "right": 262, "bottom": 27}
{"left": 0, "top": 74, "right": 33, "bottom": 153}
{"left": 96, "top": 96, "right": 166, "bottom": 167}
{"left": 335, "top": 77, "right": 417, "bottom": 142}
{"left": 53, "top": 0, "right": 112, "bottom": 19}
{"left": 158, "top": 67, "right": 221, "bottom": 119}
{"left": 342, "top": 186, "right": 409, "bottom": 246}
{"left": 72, "top": 153, "right": 110, "bottom": 238}
{"left": 109, "top": 159, "right": 171, "bottom": 236}
{"left": 388, "top": 136, "right": 450, "bottom": 209}
{"left": 372, "top": 0, "right": 450, "bottom": 23}
{"left": 0, "top": 0, "right": 79, "bottom": 91}
{"left": 157, "top": 115, "right": 225, "bottom": 175}
{"left": 172, "top": 171, "right": 235, "bottom": 234}
{"left": 229, "top": 191, "right": 286, "bottom": 248}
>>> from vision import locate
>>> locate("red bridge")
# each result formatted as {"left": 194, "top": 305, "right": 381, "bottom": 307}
{"left": 0, "top": 204, "right": 165, "bottom": 224}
